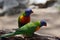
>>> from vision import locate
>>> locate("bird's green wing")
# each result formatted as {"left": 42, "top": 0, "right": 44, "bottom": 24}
{"left": 18, "top": 16, "right": 20, "bottom": 27}
{"left": 16, "top": 22, "right": 37, "bottom": 36}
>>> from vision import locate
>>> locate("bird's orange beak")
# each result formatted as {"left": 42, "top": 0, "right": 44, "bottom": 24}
{"left": 31, "top": 10, "right": 33, "bottom": 13}
{"left": 44, "top": 24, "right": 47, "bottom": 26}
{"left": 43, "top": 24, "right": 47, "bottom": 28}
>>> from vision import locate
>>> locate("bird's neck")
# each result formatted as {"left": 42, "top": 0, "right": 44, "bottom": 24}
{"left": 22, "top": 12, "right": 26, "bottom": 16}
{"left": 23, "top": 13, "right": 30, "bottom": 17}
{"left": 34, "top": 21, "right": 40, "bottom": 26}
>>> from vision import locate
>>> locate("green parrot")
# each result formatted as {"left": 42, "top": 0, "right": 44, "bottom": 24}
{"left": 18, "top": 8, "right": 33, "bottom": 28}
{"left": 0, "top": 20, "right": 47, "bottom": 38}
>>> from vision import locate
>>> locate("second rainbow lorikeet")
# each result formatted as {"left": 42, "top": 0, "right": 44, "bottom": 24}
{"left": 0, "top": 20, "right": 47, "bottom": 38}
{"left": 18, "top": 8, "right": 33, "bottom": 28}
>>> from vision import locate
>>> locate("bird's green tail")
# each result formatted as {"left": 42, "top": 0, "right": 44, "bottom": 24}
{"left": 0, "top": 32, "right": 15, "bottom": 38}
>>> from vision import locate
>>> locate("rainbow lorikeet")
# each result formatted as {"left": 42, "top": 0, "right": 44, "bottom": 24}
{"left": 18, "top": 8, "right": 33, "bottom": 28}
{"left": 0, "top": 20, "right": 47, "bottom": 38}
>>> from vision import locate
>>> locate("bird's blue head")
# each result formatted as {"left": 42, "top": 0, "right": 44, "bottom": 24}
{"left": 40, "top": 20, "right": 47, "bottom": 27}
{"left": 25, "top": 8, "right": 33, "bottom": 16}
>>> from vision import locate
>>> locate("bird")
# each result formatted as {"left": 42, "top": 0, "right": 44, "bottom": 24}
{"left": 18, "top": 8, "right": 33, "bottom": 28}
{"left": 0, "top": 20, "right": 47, "bottom": 38}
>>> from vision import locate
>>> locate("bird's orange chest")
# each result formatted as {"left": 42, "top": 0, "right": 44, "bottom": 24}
{"left": 20, "top": 16, "right": 30, "bottom": 24}
{"left": 35, "top": 26, "right": 40, "bottom": 31}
